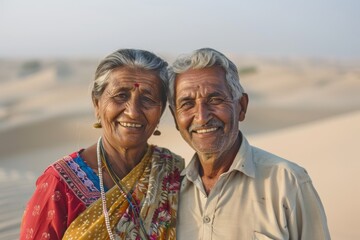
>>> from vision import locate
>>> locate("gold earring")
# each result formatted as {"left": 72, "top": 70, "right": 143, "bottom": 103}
{"left": 153, "top": 126, "right": 161, "bottom": 136}
{"left": 93, "top": 119, "right": 102, "bottom": 128}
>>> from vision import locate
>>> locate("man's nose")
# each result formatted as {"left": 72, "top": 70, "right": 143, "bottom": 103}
{"left": 194, "top": 101, "right": 211, "bottom": 124}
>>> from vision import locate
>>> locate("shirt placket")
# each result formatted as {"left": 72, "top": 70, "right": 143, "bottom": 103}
{"left": 201, "top": 177, "right": 225, "bottom": 240}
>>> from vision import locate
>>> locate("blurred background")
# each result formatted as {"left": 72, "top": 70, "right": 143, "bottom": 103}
{"left": 1, "top": 0, "right": 359, "bottom": 239}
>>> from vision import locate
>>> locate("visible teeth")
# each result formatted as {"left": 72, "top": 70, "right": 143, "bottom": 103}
{"left": 120, "top": 122, "right": 142, "bottom": 128}
{"left": 196, "top": 127, "right": 217, "bottom": 134}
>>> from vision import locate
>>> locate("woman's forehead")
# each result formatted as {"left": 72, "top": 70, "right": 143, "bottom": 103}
{"left": 108, "top": 68, "right": 161, "bottom": 90}
{"left": 104, "top": 81, "right": 160, "bottom": 97}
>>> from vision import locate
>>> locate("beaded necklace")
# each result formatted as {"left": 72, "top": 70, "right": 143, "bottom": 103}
{"left": 97, "top": 137, "right": 115, "bottom": 240}
{"left": 96, "top": 137, "right": 148, "bottom": 240}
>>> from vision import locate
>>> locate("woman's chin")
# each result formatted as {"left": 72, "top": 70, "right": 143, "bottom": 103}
{"left": 117, "top": 138, "right": 148, "bottom": 150}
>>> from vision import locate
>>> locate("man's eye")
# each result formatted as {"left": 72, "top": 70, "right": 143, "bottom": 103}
{"left": 180, "top": 101, "right": 194, "bottom": 109}
{"left": 209, "top": 97, "right": 224, "bottom": 104}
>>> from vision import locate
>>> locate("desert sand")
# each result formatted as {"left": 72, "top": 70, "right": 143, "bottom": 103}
{"left": 0, "top": 58, "right": 359, "bottom": 239}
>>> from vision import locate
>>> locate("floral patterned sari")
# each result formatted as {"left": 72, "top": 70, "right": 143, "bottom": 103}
{"left": 62, "top": 146, "right": 183, "bottom": 240}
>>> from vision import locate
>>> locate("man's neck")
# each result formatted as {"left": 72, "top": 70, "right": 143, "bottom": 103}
{"left": 197, "top": 132, "right": 242, "bottom": 194}
{"left": 198, "top": 156, "right": 231, "bottom": 178}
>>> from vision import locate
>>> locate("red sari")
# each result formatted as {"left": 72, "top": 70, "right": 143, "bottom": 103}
{"left": 20, "top": 146, "right": 184, "bottom": 240}
{"left": 20, "top": 151, "right": 101, "bottom": 239}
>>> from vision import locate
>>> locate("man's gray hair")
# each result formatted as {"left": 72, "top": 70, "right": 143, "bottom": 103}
{"left": 167, "top": 48, "right": 244, "bottom": 107}
{"left": 92, "top": 49, "right": 168, "bottom": 109}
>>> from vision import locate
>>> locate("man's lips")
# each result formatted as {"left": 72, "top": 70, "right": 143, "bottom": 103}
{"left": 193, "top": 127, "right": 218, "bottom": 134}
{"left": 189, "top": 120, "right": 223, "bottom": 134}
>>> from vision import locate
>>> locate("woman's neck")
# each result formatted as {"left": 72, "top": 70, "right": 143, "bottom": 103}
{"left": 101, "top": 138, "right": 148, "bottom": 179}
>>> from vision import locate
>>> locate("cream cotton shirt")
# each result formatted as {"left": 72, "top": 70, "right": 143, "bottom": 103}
{"left": 177, "top": 136, "right": 330, "bottom": 240}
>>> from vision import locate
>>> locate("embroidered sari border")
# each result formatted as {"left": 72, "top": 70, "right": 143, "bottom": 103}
{"left": 53, "top": 154, "right": 100, "bottom": 206}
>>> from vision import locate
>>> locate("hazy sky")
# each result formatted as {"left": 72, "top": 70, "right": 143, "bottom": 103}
{"left": 1, "top": 0, "right": 359, "bottom": 59}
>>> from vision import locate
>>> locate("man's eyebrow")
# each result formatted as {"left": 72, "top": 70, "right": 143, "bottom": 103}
{"left": 176, "top": 96, "right": 193, "bottom": 103}
{"left": 207, "top": 92, "right": 223, "bottom": 98}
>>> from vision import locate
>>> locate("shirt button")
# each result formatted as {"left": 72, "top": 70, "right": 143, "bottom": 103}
{"left": 203, "top": 216, "right": 211, "bottom": 223}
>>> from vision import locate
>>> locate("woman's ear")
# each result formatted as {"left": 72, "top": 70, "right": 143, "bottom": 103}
{"left": 238, "top": 93, "right": 249, "bottom": 122}
{"left": 92, "top": 96, "right": 100, "bottom": 118}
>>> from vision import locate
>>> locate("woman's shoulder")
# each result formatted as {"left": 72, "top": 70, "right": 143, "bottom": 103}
{"left": 44, "top": 149, "right": 101, "bottom": 206}
{"left": 152, "top": 146, "right": 185, "bottom": 169}
{"left": 153, "top": 145, "right": 184, "bottom": 161}
{"left": 39, "top": 151, "right": 81, "bottom": 175}
{"left": 46, "top": 150, "right": 83, "bottom": 172}
{"left": 31, "top": 152, "right": 83, "bottom": 197}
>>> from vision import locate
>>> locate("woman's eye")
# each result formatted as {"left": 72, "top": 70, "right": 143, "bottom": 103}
{"left": 142, "top": 96, "right": 156, "bottom": 103}
{"left": 114, "top": 93, "right": 128, "bottom": 100}
{"left": 141, "top": 96, "right": 161, "bottom": 108}
{"left": 143, "top": 96, "right": 153, "bottom": 102}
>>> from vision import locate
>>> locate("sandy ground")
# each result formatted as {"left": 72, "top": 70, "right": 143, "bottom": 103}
{"left": 0, "top": 58, "right": 359, "bottom": 239}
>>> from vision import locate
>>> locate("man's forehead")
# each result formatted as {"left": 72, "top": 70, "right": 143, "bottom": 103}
{"left": 175, "top": 81, "right": 231, "bottom": 101}
{"left": 176, "top": 66, "right": 225, "bottom": 76}
{"left": 175, "top": 68, "right": 226, "bottom": 89}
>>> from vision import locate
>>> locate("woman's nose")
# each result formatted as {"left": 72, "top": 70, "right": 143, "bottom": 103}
{"left": 124, "top": 96, "right": 141, "bottom": 118}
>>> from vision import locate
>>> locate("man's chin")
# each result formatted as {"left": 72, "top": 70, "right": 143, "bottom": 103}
{"left": 192, "top": 145, "right": 221, "bottom": 156}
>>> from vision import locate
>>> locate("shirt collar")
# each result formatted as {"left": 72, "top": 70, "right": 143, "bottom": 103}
{"left": 229, "top": 135, "right": 255, "bottom": 178}
{"left": 180, "top": 132, "right": 255, "bottom": 181}
{"left": 180, "top": 154, "right": 200, "bottom": 182}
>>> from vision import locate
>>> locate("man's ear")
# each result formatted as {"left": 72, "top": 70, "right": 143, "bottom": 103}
{"left": 238, "top": 93, "right": 249, "bottom": 122}
{"left": 168, "top": 105, "right": 179, "bottom": 131}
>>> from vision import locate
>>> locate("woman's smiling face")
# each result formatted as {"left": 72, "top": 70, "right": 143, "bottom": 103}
{"left": 94, "top": 67, "right": 164, "bottom": 150}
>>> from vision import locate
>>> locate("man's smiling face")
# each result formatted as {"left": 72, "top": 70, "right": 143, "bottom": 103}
{"left": 172, "top": 66, "right": 244, "bottom": 159}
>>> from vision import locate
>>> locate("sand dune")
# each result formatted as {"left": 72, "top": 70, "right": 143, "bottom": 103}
{"left": 0, "top": 69, "right": 57, "bottom": 125}
{"left": 241, "top": 58, "right": 360, "bottom": 108}
{"left": 248, "top": 111, "right": 360, "bottom": 239}
{"left": 0, "top": 174, "right": 35, "bottom": 240}
{"left": 0, "top": 58, "right": 359, "bottom": 239}
{"left": 0, "top": 68, "right": 57, "bottom": 102}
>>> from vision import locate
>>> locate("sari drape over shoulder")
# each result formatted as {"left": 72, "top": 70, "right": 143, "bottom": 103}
{"left": 20, "top": 146, "right": 183, "bottom": 240}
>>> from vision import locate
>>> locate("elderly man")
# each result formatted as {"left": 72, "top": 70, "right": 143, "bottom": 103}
{"left": 168, "top": 48, "right": 331, "bottom": 240}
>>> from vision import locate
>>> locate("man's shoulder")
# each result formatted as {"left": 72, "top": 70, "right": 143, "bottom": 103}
{"left": 250, "top": 146, "right": 311, "bottom": 184}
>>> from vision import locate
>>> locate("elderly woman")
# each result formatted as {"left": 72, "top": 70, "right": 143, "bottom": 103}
{"left": 20, "top": 49, "right": 184, "bottom": 240}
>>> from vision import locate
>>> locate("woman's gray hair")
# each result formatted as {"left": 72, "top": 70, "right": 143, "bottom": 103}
{"left": 92, "top": 49, "right": 169, "bottom": 111}
{"left": 167, "top": 48, "right": 244, "bottom": 107}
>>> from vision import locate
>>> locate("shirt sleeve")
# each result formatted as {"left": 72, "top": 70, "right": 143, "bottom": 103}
{"left": 20, "top": 170, "right": 68, "bottom": 240}
{"left": 288, "top": 181, "right": 331, "bottom": 240}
